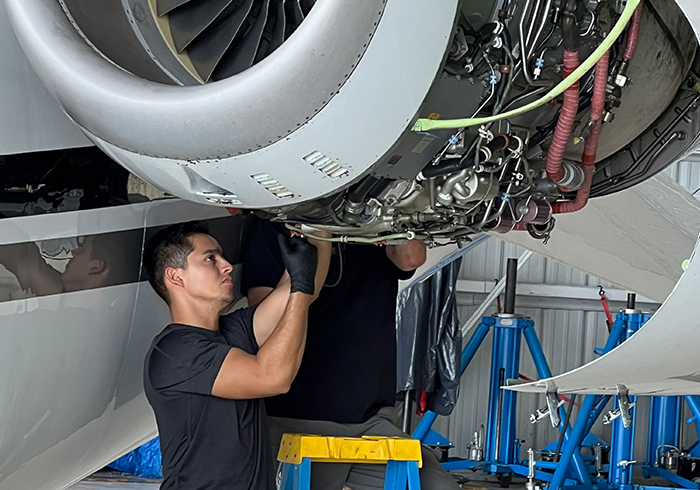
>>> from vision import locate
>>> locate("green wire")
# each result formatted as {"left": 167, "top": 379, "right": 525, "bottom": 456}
{"left": 285, "top": 224, "right": 413, "bottom": 244}
{"left": 411, "top": 0, "right": 642, "bottom": 132}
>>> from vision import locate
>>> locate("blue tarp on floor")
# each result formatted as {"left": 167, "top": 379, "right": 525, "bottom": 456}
{"left": 108, "top": 438, "right": 162, "bottom": 479}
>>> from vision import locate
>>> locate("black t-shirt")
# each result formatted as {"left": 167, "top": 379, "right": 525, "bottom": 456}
{"left": 241, "top": 218, "right": 413, "bottom": 424}
{"left": 143, "top": 308, "right": 275, "bottom": 490}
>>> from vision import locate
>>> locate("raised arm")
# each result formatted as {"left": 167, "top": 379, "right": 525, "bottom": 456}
{"left": 212, "top": 292, "right": 313, "bottom": 398}
{"left": 0, "top": 242, "right": 63, "bottom": 295}
{"left": 386, "top": 239, "right": 427, "bottom": 272}
{"left": 250, "top": 234, "right": 330, "bottom": 346}
{"left": 212, "top": 236, "right": 329, "bottom": 399}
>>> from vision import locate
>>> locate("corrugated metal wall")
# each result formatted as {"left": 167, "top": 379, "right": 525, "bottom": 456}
{"left": 430, "top": 159, "right": 700, "bottom": 462}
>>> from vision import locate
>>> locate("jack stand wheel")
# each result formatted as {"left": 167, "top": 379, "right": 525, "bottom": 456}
{"left": 498, "top": 474, "right": 512, "bottom": 488}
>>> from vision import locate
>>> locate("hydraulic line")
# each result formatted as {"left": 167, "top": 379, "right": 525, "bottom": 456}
{"left": 285, "top": 224, "right": 414, "bottom": 244}
{"left": 411, "top": 0, "right": 642, "bottom": 131}
{"left": 420, "top": 134, "right": 509, "bottom": 179}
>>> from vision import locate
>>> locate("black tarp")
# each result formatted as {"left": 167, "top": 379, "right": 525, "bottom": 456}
{"left": 396, "top": 257, "right": 462, "bottom": 416}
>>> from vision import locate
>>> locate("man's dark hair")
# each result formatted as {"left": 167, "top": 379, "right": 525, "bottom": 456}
{"left": 90, "top": 229, "right": 144, "bottom": 287}
{"left": 144, "top": 221, "right": 210, "bottom": 303}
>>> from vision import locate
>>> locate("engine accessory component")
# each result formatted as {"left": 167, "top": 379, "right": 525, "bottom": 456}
{"left": 556, "top": 160, "right": 587, "bottom": 191}
{"left": 412, "top": 0, "right": 644, "bottom": 131}
{"left": 516, "top": 198, "right": 553, "bottom": 225}
{"left": 485, "top": 211, "right": 516, "bottom": 234}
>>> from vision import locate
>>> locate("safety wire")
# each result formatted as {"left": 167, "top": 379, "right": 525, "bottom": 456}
{"left": 410, "top": 0, "right": 642, "bottom": 131}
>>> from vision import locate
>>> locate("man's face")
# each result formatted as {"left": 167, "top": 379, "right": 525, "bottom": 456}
{"left": 62, "top": 236, "right": 105, "bottom": 291}
{"left": 178, "top": 234, "right": 234, "bottom": 307}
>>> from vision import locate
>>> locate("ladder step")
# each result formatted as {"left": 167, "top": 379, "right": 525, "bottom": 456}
{"left": 277, "top": 434, "right": 423, "bottom": 467}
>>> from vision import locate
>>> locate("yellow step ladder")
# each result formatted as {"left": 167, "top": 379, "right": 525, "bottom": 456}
{"left": 278, "top": 434, "right": 423, "bottom": 490}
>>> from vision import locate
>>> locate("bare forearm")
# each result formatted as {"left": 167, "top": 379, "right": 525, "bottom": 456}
{"left": 386, "top": 240, "right": 427, "bottom": 271}
{"left": 256, "top": 293, "right": 311, "bottom": 389}
{"left": 310, "top": 239, "right": 331, "bottom": 299}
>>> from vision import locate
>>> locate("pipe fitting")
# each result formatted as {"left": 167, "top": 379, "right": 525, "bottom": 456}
{"left": 555, "top": 160, "right": 587, "bottom": 190}
{"left": 436, "top": 169, "right": 470, "bottom": 205}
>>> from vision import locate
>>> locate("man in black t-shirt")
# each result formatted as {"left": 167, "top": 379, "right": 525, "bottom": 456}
{"left": 143, "top": 221, "right": 330, "bottom": 490}
{"left": 242, "top": 218, "right": 459, "bottom": 490}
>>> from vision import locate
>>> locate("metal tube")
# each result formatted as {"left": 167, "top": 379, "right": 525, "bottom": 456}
{"left": 522, "top": 324, "right": 591, "bottom": 485}
{"left": 684, "top": 396, "right": 700, "bottom": 440}
{"left": 412, "top": 411, "right": 437, "bottom": 441}
{"left": 437, "top": 169, "right": 470, "bottom": 205}
{"left": 402, "top": 390, "right": 412, "bottom": 434}
{"left": 627, "top": 293, "right": 637, "bottom": 310}
{"left": 504, "top": 258, "right": 518, "bottom": 314}
{"left": 413, "top": 320, "right": 493, "bottom": 441}
{"left": 461, "top": 321, "right": 494, "bottom": 376}
{"left": 526, "top": 0, "right": 554, "bottom": 62}
{"left": 549, "top": 395, "right": 598, "bottom": 490}
{"left": 609, "top": 395, "right": 636, "bottom": 487}
{"left": 487, "top": 321, "right": 522, "bottom": 465}
{"left": 584, "top": 395, "right": 613, "bottom": 436}
{"left": 461, "top": 250, "right": 533, "bottom": 337}
{"left": 554, "top": 394, "right": 577, "bottom": 461}
{"left": 518, "top": 0, "right": 551, "bottom": 87}
{"left": 685, "top": 395, "right": 700, "bottom": 421}
{"left": 602, "top": 316, "right": 626, "bottom": 353}
{"left": 495, "top": 368, "right": 506, "bottom": 462}
{"left": 523, "top": 324, "right": 551, "bottom": 378}
{"left": 647, "top": 397, "right": 681, "bottom": 466}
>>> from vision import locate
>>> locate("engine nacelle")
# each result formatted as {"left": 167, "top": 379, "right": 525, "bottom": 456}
{"left": 5, "top": 0, "right": 700, "bottom": 246}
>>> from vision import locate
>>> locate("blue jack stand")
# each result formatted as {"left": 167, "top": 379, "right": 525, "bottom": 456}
{"left": 548, "top": 294, "right": 653, "bottom": 490}
{"left": 639, "top": 394, "right": 700, "bottom": 489}
{"left": 413, "top": 258, "right": 589, "bottom": 486}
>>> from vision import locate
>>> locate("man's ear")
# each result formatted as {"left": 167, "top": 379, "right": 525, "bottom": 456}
{"left": 88, "top": 259, "right": 107, "bottom": 276}
{"left": 164, "top": 267, "right": 185, "bottom": 290}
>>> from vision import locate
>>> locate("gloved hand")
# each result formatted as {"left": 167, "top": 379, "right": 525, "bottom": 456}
{"left": 277, "top": 234, "right": 318, "bottom": 295}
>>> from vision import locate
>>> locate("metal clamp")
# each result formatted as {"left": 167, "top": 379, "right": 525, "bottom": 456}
{"left": 617, "top": 384, "right": 634, "bottom": 429}
{"left": 603, "top": 385, "right": 635, "bottom": 428}
{"left": 530, "top": 399, "right": 565, "bottom": 424}
{"left": 546, "top": 388, "right": 562, "bottom": 427}
{"left": 603, "top": 407, "right": 621, "bottom": 425}
{"left": 478, "top": 126, "right": 494, "bottom": 143}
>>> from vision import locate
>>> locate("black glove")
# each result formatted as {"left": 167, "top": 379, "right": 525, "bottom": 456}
{"left": 277, "top": 234, "right": 318, "bottom": 295}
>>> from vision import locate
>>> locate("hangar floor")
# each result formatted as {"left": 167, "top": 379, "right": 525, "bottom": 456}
{"left": 68, "top": 469, "right": 684, "bottom": 489}
{"left": 69, "top": 470, "right": 159, "bottom": 489}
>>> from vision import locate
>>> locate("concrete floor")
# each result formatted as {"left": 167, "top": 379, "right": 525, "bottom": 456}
{"left": 69, "top": 470, "right": 160, "bottom": 489}
{"left": 67, "top": 469, "right": 518, "bottom": 489}
{"left": 67, "top": 469, "right": 682, "bottom": 489}
{"left": 70, "top": 484, "right": 158, "bottom": 490}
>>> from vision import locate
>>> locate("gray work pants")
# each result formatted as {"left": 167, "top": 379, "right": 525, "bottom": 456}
{"left": 268, "top": 407, "right": 460, "bottom": 490}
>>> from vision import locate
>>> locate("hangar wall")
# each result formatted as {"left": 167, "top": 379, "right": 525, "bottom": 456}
{"left": 430, "top": 158, "right": 700, "bottom": 460}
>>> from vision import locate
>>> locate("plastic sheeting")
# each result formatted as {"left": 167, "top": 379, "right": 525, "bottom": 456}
{"left": 108, "top": 438, "right": 162, "bottom": 479}
{"left": 396, "top": 257, "right": 463, "bottom": 416}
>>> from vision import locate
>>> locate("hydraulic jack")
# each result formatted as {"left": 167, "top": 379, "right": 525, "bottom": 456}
{"left": 413, "top": 258, "right": 589, "bottom": 486}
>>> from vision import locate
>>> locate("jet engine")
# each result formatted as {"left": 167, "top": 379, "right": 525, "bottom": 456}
{"left": 5, "top": 0, "right": 700, "bottom": 246}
